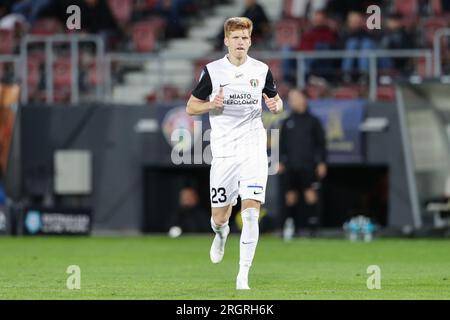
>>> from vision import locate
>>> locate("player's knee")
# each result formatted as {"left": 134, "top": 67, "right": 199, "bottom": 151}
{"left": 304, "top": 189, "right": 317, "bottom": 205}
{"left": 285, "top": 191, "right": 298, "bottom": 206}
{"left": 212, "top": 207, "right": 231, "bottom": 225}
{"left": 212, "top": 215, "right": 228, "bottom": 226}
{"left": 241, "top": 199, "right": 261, "bottom": 212}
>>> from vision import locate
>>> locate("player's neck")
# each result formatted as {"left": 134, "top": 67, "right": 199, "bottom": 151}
{"left": 226, "top": 54, "right": 248, "bottom": 67}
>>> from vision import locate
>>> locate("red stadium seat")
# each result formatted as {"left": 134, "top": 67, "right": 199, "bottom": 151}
{"left": 86, "top": 63, "right": 100, "bottom": 87}
{"left": 265, "top": 59, "right": 283, "bottom": 82}
{"left": 53, "top": 57, "right": 72, "bottom": 88}
{"left": 134, "top": 0, "right": 158, "bottom": 12}
{"left": 431, "top": 0, "right": 443, "bottom": 15}
{"left": 414, "top": 56, "right": 433, "bottom": 78}
{"left": 53, "top": 88, "right": 71, "bottom": 103}
{"left": 275, "top": 81, "right": 291, "bottom": 100}
{"left": 30, "top": 18, "right": 63, "bottom": 35}
{"left": 163, "top": 85, "right": 180, "bottom": 101}
{"left": 421, "top": 17, "right": 449, "bottom": 47}
{"left": 26, "top": 56, "right": 42, "bottom": 94}
{"left": 393, "top": 0, "right": 418, "bottom": 16}
{"left": 377, "top": 86, "right": 396, "bottom": 101}
{"left": 0, "top": 29, "right": 14, "bottom": 54}
{"left": 108, "top": 0, "right": 132, "bottom": 24}
{"left": 275, "top": 20, "right": 301, "bottom": 48}
{"left": 193, "top": 59, "right": 210, "bottom": 83}
{"left": 27, "top": 65, "right": 40, "bottom": 92}
{"left": 332, "top": 86, "right": 360, "bottom": 99}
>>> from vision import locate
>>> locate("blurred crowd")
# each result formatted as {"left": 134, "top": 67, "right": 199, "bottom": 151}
{"left": 0, "top": 0, "right": 450, "bottom": 103}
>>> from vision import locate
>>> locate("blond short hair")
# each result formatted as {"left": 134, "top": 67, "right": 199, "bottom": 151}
{"left": 224, "top": 17, "right": 253, "bottom": 37}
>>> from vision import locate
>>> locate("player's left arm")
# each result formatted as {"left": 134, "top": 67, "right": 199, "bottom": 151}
{"left": 262, "top": 68, "right": 283, "bottom": 114}
{"left": 263, "top": 93, "right": 283, "bottom": 114}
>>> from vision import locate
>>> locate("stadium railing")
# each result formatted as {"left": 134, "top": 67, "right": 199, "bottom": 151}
{"left": 104, "top": 49, "right": 433, "bottom": 103}
{"left": 433, "top": 27, "right": 450, "bottom": 77}
{"left": 19, "top": 34, "right": 105, "bottom": 105}
{"left": 6, "top": 32, "right": 448, "bottom": 104}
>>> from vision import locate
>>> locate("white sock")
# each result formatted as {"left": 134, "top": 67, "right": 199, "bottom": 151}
{"left": 238, "top": 208, "right": 259, "bottom": 279}
{"left": 211, "top": 217, "right": 229, "bottom": 238}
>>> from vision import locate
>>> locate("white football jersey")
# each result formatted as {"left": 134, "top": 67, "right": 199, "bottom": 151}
{"left": 192, "top": 55, "right": 277, "bottom": 157}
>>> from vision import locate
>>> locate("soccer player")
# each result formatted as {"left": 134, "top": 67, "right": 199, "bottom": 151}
{"left": 186, "top": 17, "right": 283, "bottom": 290}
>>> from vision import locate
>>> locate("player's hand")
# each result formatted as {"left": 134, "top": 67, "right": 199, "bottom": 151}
{"left": 263, "top": 93, "right": 279, "bottom": 114}
{"left": 316, "top": 162, "right": 327, "bottom": 179}
{"left": 210, "top": 87, "right": 224, "bottom": 111}
{"left": 277, "top": 162, "right": 285, "bottom": 174}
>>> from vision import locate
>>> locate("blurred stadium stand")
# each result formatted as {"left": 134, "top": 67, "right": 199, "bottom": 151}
{"left": 0, "top": 0, "right": 448, "bottom": 105}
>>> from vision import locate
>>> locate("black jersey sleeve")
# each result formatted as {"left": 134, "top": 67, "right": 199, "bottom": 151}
{"left": 262, "top": 69, "right": 278, "bottom": 98}
{"left": 191, "top": 67, "right": 212, "bottom": 101}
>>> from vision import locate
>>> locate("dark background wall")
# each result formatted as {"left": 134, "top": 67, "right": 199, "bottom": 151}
{"left": 6, "top": 101, "right": 414, "bottom": 233}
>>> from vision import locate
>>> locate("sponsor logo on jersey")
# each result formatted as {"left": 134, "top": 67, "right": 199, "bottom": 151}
{"left": 235, "top": 72, "right": 244, "bottom": 79}
{"left": 250, "top": 79, "right": 259, "bottom": 88}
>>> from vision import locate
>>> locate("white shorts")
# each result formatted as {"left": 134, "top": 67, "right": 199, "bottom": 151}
{"left": 209, "top": 128, "right": 268, "bottom": 207}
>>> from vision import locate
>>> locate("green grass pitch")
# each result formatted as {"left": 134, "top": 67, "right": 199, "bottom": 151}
{"left": 0, "top": 235, "right": 449, "bottom": 299}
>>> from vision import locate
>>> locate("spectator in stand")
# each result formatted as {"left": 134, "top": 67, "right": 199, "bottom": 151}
{"left": 282, "top": 10, "right": 338, "bottom": 84}
{"left": 79, "top": 0, "right": 120, "bottom": 33}
{"left": 340, "top": 11, "right": 379, "bottom": 83}
{"left": 214, "top": 0, "right": 270, "bottom": 50}
{"left": 71, "top": 0, "right": 124, "bottom": 48}
{"left": 443, "top": 0, "right": 450, "bottom": 13}
{"left": 0, "top": 1, "right": 15, "bottom": 18}
{"left": 379, "top": 13, "right": 415, "bottom": 74}
{"left": 11, "top": 0, "right": 52, "bottom": 25}
{"left": 298, "top": 11, "right": 338, "bottom": 78}
{"left": 154, "top": 0, "right": 194, "bottom": 39}
{"left": 326, "top": 0, "right": 384, "bottom": 23}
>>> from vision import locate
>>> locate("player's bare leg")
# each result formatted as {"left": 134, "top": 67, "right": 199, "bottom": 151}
{"left": 284, "top": 190, "right": 299, "bottom": 239}
{"left": 210, "top": 205, "right": 232, "bottom": 264}
{"left": 236, "top": 199, "right": 261, "bottom": 290}
{"left": 304, "top": 188, "right": 319, "bottom": 236}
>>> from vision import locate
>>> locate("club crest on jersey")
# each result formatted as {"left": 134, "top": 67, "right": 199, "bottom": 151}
{"left": 250, "top": 79, "right": 259, "bottom": 88}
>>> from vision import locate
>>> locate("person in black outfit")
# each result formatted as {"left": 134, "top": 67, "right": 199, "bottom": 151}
{"left": 168, "top": 185, "right": 209, "bottom": 236}
{"left": 379, "top": 13, "right": 415, "bottom": 73}
{"left": 279, "top": 88, "right": 327, "bottom": 236}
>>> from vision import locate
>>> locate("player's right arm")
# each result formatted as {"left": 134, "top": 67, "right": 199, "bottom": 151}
{"left": 186, "top": 66, "right": 224, "bottom": 116}
{"left": 186, "top": 88, "right": 224, "bottom": 115}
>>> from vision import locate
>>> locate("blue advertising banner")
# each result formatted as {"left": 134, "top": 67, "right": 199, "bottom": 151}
{"left": 309, "top": 99, "right": 366, "bottom": 163}
{"left": 22, "top": 207, "right": 92, "bottom": 235}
